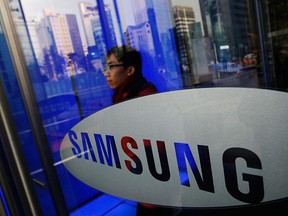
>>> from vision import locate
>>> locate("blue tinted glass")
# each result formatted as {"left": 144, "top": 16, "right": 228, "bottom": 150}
{"left": 0, "top": 17, "right": 57, "bottom": 215}
{"left": 4, "top": 0, "right": 288, "bottom": 215}
{"left": 0, "top": 186, "right": 10, "bottom": 216}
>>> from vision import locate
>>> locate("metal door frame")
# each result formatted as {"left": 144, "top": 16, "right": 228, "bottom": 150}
{"left": 0, "top": 0, "right": 68, "bottom": 215}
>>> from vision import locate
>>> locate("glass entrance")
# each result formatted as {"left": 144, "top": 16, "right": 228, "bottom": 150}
{"left": 0, "top": 0, "right": 287, "bottom": 215}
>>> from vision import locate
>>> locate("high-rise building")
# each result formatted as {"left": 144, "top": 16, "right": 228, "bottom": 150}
{"left": 26, "top": 20, "right": 43, "bottom": 63}
{"left": 40, "top": 9, "right": 84, "bottom": 77}
{"left": 4, "top": 15, "right": 46, "bottom": 100}
{"left": 130, "top": 0, "right": 181, "bottom": 89}
{"left": 173, "top": 4, "right": 212, "bottom": 87}
{"left": 205, "top": 0, "right": 250, "bottom": 61}
{"left": 79, "top": 2, "right": 98, "bottom": 47}
{"left": 126, "top": 22, "right": 155, "bottom": 57}
{"left": 173, "top": 5, "right": 196, "bottom": 87}
{"left": 43, "top": 9, "right": 74, "bottom": 57}
{"left": 36, "top": 17, "right": 56, "bottom": 80}
{"left": 79, "top": 2, "right": 117, "bottom": 64}
{"left": 66, "top": 14, "right": 84, "bottom": 58}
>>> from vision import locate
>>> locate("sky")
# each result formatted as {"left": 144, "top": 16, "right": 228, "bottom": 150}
{"left": 20, "top": 0, "right": 202, "bottom": 23}
{"left": 20, "top": 0, "right": 133, "bottom": 46}
{"left": 19, "top": 0, "right": 203, "bottom": 46}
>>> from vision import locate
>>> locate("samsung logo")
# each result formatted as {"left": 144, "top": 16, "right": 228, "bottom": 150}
{"left": 68, "top": 131, "right": 263, "bottom": 204}
{"left": 60, "top": 88, "right": 288, "bottom": 208}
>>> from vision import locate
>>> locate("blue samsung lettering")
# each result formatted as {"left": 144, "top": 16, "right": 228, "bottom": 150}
{"left": 81, "top": 132, "right": 97, "bottom": 162}
{"left": 68, "top": 130, "right": 82, "bottom": 158}
{"left": 94, "top": 134, "right": 121, "bottom": 168}
{"left": 174, "top": 143, "right": 214, "bottom": 193}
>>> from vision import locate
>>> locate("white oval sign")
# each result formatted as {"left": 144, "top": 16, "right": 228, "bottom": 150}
{"left": 60, "top": 88, "right": 288, "bottom": 208}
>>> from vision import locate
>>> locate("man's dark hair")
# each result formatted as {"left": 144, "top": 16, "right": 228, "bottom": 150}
{"left": 106, "top": 45, "right": 142, "bottom": 76}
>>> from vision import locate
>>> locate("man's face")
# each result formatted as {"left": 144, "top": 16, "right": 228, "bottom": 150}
{"left": 104, "top": 53, "right": 129, "bottom": 90}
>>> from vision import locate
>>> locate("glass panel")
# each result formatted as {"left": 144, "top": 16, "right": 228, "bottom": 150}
{"left": 0, "top": 186, "right": 9, "bottom": 216}
{"left": 9, "top": 0, "right": 104, "bottom": 212}
{"left": 0, "top": 9, "right": 57, "bottom": 215}
{"left": 261, "top": 0, "right": 288, "bottom": 90}
{"left": 3, "top": 0, "right": 287, "bottom": 215}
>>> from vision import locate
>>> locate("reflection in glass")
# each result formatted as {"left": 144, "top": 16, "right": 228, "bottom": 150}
{"left": 262, "top": 0, "right": 288, "bottom": 90}
{"left": 2, "top": 0, "right": 286, "bottom": 214}
{"left": 0, "top": 5, "right": 57, "bottom": 214}
{"left": 17, "top": 0, "right": 263, "bottom": 214}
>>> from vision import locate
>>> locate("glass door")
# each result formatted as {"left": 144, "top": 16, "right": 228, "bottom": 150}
{"left": 0, "top": 1, "right": 61, "bottom": 214}
{"left": 0, "top": 0, "right": 287, "bottom": 215}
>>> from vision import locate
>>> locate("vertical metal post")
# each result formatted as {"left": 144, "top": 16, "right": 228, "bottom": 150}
{"left": 0, "top": 75, "right": 41, "bottom": 215}
{"left": 113, "top": 0, "right": 125, "bottom": 45}
{"left": 254, "top": 0, "right": 271, "bottom": 88}
{"left": 0, "top": 193, "right": 7, "bottom": 216}
{"left": 0, "top": 0, "right": 69, "bottom": 215}
{"left": 97, "top": 0, "right": 115, "bottom": 50}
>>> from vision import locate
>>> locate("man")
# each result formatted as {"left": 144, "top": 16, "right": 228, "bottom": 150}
{"left": 104, "top": 45, "right": 158, "bottom": 104}
{"left": 104, "top": 46, "right": 174, "bottom": 215}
